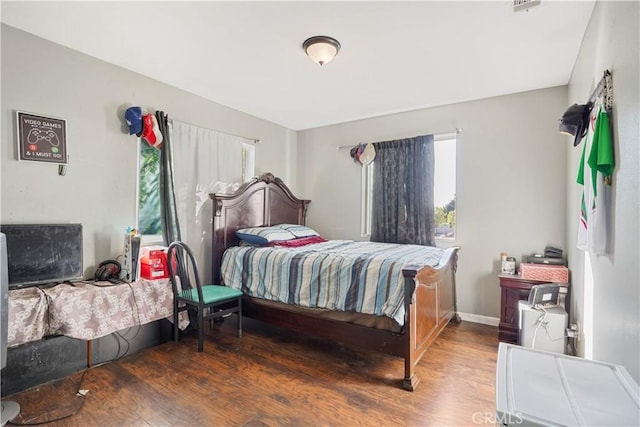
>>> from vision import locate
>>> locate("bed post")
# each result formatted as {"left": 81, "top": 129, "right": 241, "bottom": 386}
{"left": 451, "top": 251, "right": 462, "bottom": 324}
{"left": 400, "top": 248, "right": 459, "bottom": 391}
{"left": 401, "top": 266, "right": 419, "bottom": 391}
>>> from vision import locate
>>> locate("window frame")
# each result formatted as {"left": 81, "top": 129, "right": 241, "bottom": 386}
{"left": 433, "top": 133, "right": 457, "bottom": 244}
{"left": 136, "top": 138, "right": 163, "bottom": 246}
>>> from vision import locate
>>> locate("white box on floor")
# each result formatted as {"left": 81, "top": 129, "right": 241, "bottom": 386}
{"left": 518, "top": 301, "right": 567, "bottom": 354}
{"left": 496, "top": 343, "right": 640, "bottom": 427}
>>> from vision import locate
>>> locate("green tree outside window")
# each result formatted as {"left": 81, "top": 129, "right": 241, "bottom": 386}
{"left": 138, "top": 143, "right": 161, "bottom": 235}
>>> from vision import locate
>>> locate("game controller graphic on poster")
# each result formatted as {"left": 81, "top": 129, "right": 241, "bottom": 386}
{"left": 16, "top": 111, "right": 67, "bottom": 164}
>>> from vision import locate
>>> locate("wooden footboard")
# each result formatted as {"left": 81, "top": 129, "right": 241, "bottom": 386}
{"left": 401, "top": 246, "right": 460, "bottom": 390}
{"left": 239, "top": 246, "right": 459, "bottom": 391}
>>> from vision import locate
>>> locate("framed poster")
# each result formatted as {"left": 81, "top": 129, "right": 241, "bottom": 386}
{"left": 15, "top": 111, "right": 67, "bottom": 164}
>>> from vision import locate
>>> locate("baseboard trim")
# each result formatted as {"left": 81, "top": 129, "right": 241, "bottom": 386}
{"left": 458, "top": 312, "right": 500, "bottom": 326}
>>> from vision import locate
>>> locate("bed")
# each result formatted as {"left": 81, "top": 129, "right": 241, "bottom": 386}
{"left": 210, "top": 172, "right": 460, "bottom": 391}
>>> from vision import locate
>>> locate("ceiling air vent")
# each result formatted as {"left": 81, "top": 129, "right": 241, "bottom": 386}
{"left": 513, "top": 0, "right": 541, "bottom": 13}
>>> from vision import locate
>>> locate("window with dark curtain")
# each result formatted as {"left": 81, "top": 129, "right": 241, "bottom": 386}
{"left": 370, "top": 134, "right": 435, "bottom": 246}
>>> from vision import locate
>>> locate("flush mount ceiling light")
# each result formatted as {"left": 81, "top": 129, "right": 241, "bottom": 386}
{"left": 303, "top": 36, "right": 341, "bottom": 66}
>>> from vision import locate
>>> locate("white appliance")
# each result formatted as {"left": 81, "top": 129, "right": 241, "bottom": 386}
{"left": 519, "top": 300, "right": 567, "bottom": 354}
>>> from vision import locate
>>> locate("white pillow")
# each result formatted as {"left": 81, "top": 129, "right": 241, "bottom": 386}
{"left": 236, "top": 226, "right": 296, "bottom": 245}
{"left": 276, "top": 224, "right": 320, "bottom": 238}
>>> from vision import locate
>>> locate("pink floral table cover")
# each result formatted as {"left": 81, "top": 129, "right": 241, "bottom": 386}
{"left": 7, "top": 278, "right": 189, "bottom": 347}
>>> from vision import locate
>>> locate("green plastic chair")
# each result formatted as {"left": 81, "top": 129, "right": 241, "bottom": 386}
{"left": 167, "top": 241, "right": 242, "bottom": 352}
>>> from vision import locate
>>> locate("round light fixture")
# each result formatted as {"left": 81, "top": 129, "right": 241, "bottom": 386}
{"left": 303, "top": 36, "right": 341, "bottom": 66}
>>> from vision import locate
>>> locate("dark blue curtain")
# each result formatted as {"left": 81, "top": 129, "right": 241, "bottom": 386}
{"left": 156, "top": 111, "right": 181, "bottom": 245}
{"left": 370, "top": 134, "right": 435, "bottom": 246}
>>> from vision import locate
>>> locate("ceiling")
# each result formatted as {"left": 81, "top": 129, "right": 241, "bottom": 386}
{"left": 1, "top": 1, "right": 596, "bottom": 131}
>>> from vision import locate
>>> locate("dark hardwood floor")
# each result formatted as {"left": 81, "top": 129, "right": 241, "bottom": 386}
{"left": 4, "top": 318, "right": 500, "bottom": 426}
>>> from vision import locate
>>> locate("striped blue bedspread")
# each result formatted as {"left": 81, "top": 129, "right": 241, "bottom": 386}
{"left": 221, "top": 240, "right": 444, "bottom": 326}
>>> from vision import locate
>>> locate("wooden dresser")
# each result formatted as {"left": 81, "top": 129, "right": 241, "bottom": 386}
{"left": 498, "top": 274, "right": 569, "bottom": 343}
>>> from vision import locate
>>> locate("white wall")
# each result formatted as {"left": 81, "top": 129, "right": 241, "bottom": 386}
{"left": 565, "top": 1, "right": 639, "bottom": 380}
{"left": 297, "top": 87, "right": 568, "bottom": 318}
{"left": 0, "top": 25, "right": 296, "bottom": 277}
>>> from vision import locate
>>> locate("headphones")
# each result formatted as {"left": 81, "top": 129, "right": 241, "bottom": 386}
{"left": 94, "top": 259, "right": 122, "bottom": 282}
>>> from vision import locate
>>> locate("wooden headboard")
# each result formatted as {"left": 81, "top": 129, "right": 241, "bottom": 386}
{"left": 209, "top": 172, "right": 310, "bottom": 283}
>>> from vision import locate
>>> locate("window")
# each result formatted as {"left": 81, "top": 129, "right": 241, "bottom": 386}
{"left": 137, "top": 140, "right": 161, "bottom": 239}
{"left": 136, "top": 130, "right": 256, "bottom": 244}
{"left": 433, "top": 135, "right": 456, "bottom": 240}
{"left": 361, "top": 134, "right": 457, "bottom": 240}
{"left": 241, "top": 143, "right": 256, "bottom": 183}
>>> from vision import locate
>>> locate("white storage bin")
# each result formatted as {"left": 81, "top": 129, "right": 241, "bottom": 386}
{"left": 496, "top": 343, "right": 640, "bottom": 426}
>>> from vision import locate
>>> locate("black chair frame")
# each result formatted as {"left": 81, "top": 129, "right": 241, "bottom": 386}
{"left": 167, "top": 241, "right": 242, "bottom": 352}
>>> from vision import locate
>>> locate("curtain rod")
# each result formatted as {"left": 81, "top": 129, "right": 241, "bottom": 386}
{"left": 169, "top": 118, "right": 262, "bottom": 143}
{"left": 336, "top": 128, "right": 462, "bottom": 150}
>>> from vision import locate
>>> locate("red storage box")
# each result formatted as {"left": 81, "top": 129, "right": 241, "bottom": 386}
{"left": 520, "top": 263, "right": 569, "bottom": 283}
{"left": 140, "top": 248, "right": 169, "bottom": 280}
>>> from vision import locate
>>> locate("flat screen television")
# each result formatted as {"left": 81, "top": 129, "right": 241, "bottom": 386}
{"left": 0, "top": 224, "right": 83, "bottom": 289}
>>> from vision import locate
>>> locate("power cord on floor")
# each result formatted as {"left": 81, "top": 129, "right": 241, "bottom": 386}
{"left": 7, "top": 280, "right": 146, "bottom": 424}
{"left": 7, "top": 311, "right": 143, "bottom": 426}
{"left": 6, "top": 354, "right": 131, "bottom": 427}
{"left": 7, "top": 369, "right": 89, "bottom": 426}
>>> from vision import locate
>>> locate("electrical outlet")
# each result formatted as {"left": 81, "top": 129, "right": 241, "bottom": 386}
{"left": 567, "top": 322, "right": 581, "bottom": 341}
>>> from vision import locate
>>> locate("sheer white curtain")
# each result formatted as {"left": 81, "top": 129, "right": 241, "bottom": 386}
{"left": 170, "top": 120, "right": 255, "bottom": 283}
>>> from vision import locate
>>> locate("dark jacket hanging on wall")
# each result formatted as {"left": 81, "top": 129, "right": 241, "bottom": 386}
{"left": 370, "top": 134, "right": 435, "bottom": 246}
